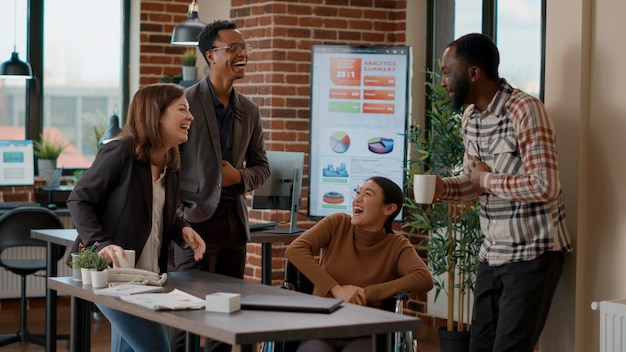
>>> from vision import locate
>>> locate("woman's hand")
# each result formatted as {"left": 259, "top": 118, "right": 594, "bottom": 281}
{"left": 182, "top": 227, "right": 206, "bottom": 261}
{"left": 98, "top": 244, "right": 125, "bottom": 268}
{"left": 330, "top": 284, "right": 367, "bottom": 305}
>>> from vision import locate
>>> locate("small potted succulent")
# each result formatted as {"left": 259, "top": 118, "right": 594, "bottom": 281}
{"left": 181, "top": 48, "right": 197, "bottom": 81}
{"left": 90, "top": 255, "right": 110, "bottom": 288}
{"left": 72, "top": 245, "right": 98, "bottom": 285}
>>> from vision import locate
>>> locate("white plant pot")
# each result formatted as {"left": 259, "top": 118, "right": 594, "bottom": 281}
{"left": 91, "top": 270, "right": 108, "bottom": 288}
{"left": 37, "top": 158, "right": 57, "bottom": 177}
{"left": 81, "top": 268, "right": 92, "bottom": 285}
{"left": 182, "top": 66, "right": 197, "bottom": 81}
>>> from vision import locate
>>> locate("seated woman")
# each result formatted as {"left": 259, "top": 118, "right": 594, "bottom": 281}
{"left": 67, "top": 83, "right": 206, "bottom": 352}
{"left": 285, "top": 176, "right": 434, "bottom": 352}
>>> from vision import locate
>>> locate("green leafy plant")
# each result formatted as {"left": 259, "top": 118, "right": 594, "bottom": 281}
{"left": 33, "top": 132, "right": 68, "bottom": 160}
{"left": 158, "top": 74, "right": 183, "bottom": 84}
{"left": 93, "top": 254, "right": 110, "bottom": 271}
{"left": 403, "top": 70, "right": 482, "bottom": 333}
{"left": 71, "top": 244, "right": 99, "bottom": 269}
{"left": 182, "top": 48, "right": 197, "bottom": 67}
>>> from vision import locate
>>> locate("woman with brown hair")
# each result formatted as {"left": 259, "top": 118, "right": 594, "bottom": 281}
{"left": 67, "top": 83, "right": 205, "bottom": 352}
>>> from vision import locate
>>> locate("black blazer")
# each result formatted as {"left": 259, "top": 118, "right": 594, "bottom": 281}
{"left": 67, "top": 136, "right": 188, "bottom": 272}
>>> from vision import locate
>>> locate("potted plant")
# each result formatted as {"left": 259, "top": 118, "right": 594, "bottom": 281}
{"left": 91, "top": 255, "right": 110, "bottom": 288}
{"left": 33, "top": 132, "right": 68, "bottom": 177}
{"left": 181, "top": 48, "right": 197, "bottom": 81}
{"left": 72, "top": 244, "right": 99, "bottom": 285}
{"left": 403, "top": 70, "right": 482, "bottom": 351}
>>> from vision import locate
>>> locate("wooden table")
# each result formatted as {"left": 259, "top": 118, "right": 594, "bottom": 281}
{"left": 49, "top": 271, "right": 421, "bottom": 352}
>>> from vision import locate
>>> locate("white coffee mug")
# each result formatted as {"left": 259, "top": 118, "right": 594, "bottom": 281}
{"left": 413, "top": 174, "right": 437, "bottom": 204}
{"left": 114, "top": 249, "right": 135, "bottom": 268}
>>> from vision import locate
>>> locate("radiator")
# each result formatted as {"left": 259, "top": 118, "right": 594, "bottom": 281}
{"left": 0, "top": 214, "right": 75, "bottom": 299}
{"left": 592, "top": 299, "right": 626, "bottom": 352}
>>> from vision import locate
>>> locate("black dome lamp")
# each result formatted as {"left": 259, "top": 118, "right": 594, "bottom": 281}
{"left": 171, "top": 1, "right": 206, "bottom": 46}
{"left": 0, "top": 0, "right": 32, "bottom": 79}
{"left": 99, "top": 107, "right": 122, "bottom": 148}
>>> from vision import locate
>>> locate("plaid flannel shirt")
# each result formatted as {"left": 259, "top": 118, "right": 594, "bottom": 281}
{"left": 440, "top": 79, "right": 573, "bottom": 266}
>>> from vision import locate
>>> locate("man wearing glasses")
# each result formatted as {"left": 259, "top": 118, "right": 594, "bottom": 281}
{"left": 170, "top": 19, "right": 270, "bottom": 352}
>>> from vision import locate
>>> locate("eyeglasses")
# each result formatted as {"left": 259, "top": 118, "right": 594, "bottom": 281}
{"left": 210, "top": 43, "right": 253, "bottom": 55}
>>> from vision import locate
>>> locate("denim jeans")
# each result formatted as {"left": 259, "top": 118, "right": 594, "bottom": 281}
{"left": 97, "top": 304, "right": 170, "bottom": 352}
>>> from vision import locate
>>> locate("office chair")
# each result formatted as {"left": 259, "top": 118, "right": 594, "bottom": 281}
{"left": 0, "top": 206, "right": 66, "bottom": 347}
{"left": 260, "top": 260, "right": 418, "bottom": 352}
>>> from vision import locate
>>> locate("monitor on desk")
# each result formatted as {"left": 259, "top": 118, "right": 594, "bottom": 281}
{"left": 0, "top": 140, "right": 34, "bottom": 186}
{"left": 252, "top": 151, "right": 305, "bottom": 234}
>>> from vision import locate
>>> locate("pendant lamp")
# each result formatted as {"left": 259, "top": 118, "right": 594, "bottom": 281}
{"left": 99, "top": 110, "right": 122, "bottom": 147}
{"left": 171, "top": 1, "right": 206, "bottom": 46}
{"left": 0, "top": 0, "right": 32, "bottom": 79}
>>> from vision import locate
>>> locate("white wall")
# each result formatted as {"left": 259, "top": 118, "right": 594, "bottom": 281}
{"left": 544, "top": 0, "right": 626, "bottom": 351}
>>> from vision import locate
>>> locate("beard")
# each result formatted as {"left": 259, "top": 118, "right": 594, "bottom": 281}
{"left": 451, "top": 75, "right": 469, "bottom": 111}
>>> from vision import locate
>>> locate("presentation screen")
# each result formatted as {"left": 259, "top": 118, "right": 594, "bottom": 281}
{"left": 0, "top": 140, "right": 35, "bottom": 186}
{"left": 308, "top": 45, "right": 411, "bottom": 220}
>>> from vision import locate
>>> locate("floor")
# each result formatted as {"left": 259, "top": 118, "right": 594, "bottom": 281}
{"left": 0, "top": 298, "right": 441, "bottom": 352}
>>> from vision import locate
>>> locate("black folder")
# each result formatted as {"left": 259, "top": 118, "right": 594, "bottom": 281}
{"left": 241, "top": 294, "right": 343, "bottom": 313}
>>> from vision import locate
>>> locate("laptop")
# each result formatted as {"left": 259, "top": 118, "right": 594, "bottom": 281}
{"left": 241, "top": 294, "right": 343, "bottom": 314}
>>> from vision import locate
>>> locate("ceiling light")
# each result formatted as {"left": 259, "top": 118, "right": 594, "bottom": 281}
{"left": 171, "top": 1, "right": 206, "bottom": 46}
{"left": 0, "top": 0, "right": 32, "bottom": 79}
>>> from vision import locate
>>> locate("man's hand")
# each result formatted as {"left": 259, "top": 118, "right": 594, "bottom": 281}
{"left": 330, "top": 284, "right": 367, "bottom": 305}
{"left": 221, "top": 160, "right": 242, "bottom": 187}
{"left": 470, "top": 156, "right": 490, "bottom": 194}
{"left": 182, "top": 227, "right": 206, "bottom": 261}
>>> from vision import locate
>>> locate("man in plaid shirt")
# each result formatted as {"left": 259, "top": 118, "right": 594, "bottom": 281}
{"left": 434, "top": 33, "right": 573, "bottom": 352}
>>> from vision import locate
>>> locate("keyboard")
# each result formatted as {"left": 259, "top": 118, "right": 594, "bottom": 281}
{"left": 249, "top": 222, "right": 279, "bottom": 232}
{"left": 0, "top": 202, "right": 40, "bottom": 209}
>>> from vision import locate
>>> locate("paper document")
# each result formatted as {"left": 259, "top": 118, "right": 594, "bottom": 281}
{"left": 119, "top": 289, "right": 206, "bottom": 310}
{"left": 94, "top": 284, "right": 164, "bottom": 297}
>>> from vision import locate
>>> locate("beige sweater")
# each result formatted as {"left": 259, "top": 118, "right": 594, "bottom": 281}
{"left": 285, "top": 213, "right": 433, "bottom": 307}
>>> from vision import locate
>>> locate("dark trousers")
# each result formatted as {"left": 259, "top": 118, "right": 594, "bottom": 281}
{"left": 169, "top": 200, "right": 247, "bottom": 352}
{"left": 469, "top": 251, "right": 564, "bottom": 352}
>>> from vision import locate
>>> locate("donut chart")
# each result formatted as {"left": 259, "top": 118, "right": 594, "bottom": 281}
{"left": 323, "top": 191, "right": 344, "bottom": 204}
{"left": 329, "top": 131, "right": 351, "bottom": 153}
{"left": 367, "top": 137, "right": 394, "bottom": 154}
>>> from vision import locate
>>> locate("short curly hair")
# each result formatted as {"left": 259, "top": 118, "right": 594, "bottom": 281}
{"left": 448, "top": 33, "right": 500, "bottom": 81}
{"left": 197, "top": 19, "right": 238, "bottom": 65}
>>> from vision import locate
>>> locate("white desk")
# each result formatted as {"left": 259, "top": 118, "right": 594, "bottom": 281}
{"left": 49, "top": 271, "right": 421, "bottom": 352}
{"left": 30, "top": 228, "right": 77, "bottom": 352}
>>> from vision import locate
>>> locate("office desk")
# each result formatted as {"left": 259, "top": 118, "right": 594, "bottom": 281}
{"left": 32, "top": 228, "right": 297, "bottom": 349}
{"left": 248, "top": 229, "right": 301, "bottom": 285}
{"left": 30, "top": 228, "right": 78, "bottom": 352}
{"left": 49, "top": 271, "right": 420, "bottom": 352}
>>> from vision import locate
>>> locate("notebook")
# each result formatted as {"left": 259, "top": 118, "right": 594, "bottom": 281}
{"left": 94, "top": 284, "right": 164, "bottom": 297}
{"left": 241, "top": 294, "right": 343, "bottom": 314}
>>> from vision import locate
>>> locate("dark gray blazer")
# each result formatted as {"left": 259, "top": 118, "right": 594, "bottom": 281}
{"left": 67, "top": 136, "right": 189, "bottom": 272}
{"left": 179, "top": 75, "right": 270, "bottom": 240}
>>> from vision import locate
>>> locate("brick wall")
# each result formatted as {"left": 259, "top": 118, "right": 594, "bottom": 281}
{"left": 0, "top": 0, "right": 432, "bottom": 326}
{"left": 136, "top": 0, "right": 432, "bottom": 321}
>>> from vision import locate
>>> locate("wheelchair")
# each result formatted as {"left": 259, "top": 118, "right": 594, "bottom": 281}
{"left": 259, "top": 260, "right": 418, "bottom": 352}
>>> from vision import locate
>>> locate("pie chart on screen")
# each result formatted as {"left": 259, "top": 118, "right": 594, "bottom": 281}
{"left": 368, "top": 137, "right": 394, "bottom": 154}
{"left": 329, "top": 131, "right": 351, "bottom": 154}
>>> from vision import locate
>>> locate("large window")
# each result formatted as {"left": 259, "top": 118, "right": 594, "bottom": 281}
{"left": 430, "top": 0, "right": 545, "bottom": 99}
{"left": 0, "top": 0, "right": 125, "bottom": 170}
{"left": 0, "top": 0, "right": 29, "bottom": 136}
